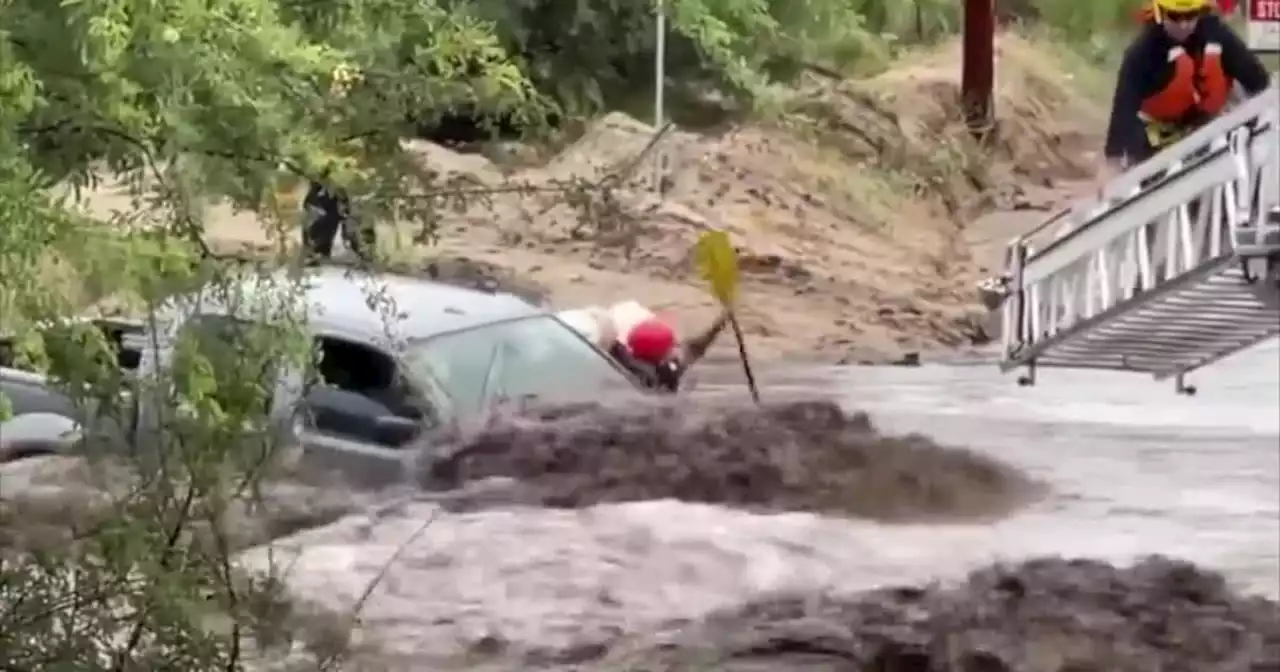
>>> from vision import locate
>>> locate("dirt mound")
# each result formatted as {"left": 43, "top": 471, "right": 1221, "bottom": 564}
{"left": 382, "top": 33, "right": 1103, "bottom": 364}
{"left": 821, "top": 34, "right": 1100, "bottom": 194}
{"left": 573, "top": 556, "right": 1280, "bottom": 671}
{"left": 63, "top": 33, "right": 1104, "bottom": 363}
{"left": 423, "top": 399, "right": 1042, "bottom": 522}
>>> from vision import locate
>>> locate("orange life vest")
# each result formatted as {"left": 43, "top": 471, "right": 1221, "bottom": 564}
{"left": 1139, "top": 43, "right": 1231, "bottom": 123}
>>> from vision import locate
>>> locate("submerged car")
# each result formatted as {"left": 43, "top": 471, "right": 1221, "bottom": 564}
{"left": 1, "top": 265, "right": 644, "bottom": 483}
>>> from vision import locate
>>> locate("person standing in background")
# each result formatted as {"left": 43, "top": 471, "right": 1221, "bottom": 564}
{"left": 303, "top": 62, "right": 377, "bottom": 262}
{"left": 301, "top": 177, "right": 376, "bottom": 261}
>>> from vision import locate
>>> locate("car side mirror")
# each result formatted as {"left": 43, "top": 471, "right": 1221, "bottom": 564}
{"left": 373, "top": 414, "right": 419, "bottom": 446}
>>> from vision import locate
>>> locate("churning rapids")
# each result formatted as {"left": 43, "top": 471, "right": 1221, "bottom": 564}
{"left": 242, "top": 343, "right": 1280, "bottom": 670}
{"left": 5, "top": 344, "right": 1278, "bottom": 670}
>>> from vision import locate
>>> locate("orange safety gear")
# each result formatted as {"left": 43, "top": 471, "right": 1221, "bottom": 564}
{"left": 1139, "top": 43, "right": 1231, "bottom": 124}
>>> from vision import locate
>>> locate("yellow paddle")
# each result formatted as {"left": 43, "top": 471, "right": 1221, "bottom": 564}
{"left": 694, "top": 230, "right": 760, "bottom": 403}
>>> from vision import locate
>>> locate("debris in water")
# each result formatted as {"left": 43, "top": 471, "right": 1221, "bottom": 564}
{"left": 549, "top": 556, "right": 1280, "bottom": 671}
{"left": 423, "top": 399, "right": 1043, "bottom": 521}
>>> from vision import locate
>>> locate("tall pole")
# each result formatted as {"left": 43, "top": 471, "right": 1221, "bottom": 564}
{"left": 653, "top": 0, "right": 667, "bottom": 195}
{"left": 961, "top": 0, "right": 995, "bottom": 139}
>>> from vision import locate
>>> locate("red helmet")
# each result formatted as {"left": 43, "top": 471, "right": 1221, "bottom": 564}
{"left": 626, "top": 318, "right": 677, "bottom": 364}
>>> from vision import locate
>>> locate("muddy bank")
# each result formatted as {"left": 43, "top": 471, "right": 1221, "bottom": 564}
{"left": 391, "top": 34, "right": 1102, "bottom": 364}
{"left": 577, "top": 556, "right": 1280, "bottom": 672}
{"left": 425, "top": 399, "right": 1042, "bottom": 521}
{"left": 64, "top": 34, "right": 1103, "bottom": 365}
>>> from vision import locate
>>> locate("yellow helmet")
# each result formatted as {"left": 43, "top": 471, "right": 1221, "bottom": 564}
{"left": 1154, "top": 0, "right": 1210, "bottom": 13}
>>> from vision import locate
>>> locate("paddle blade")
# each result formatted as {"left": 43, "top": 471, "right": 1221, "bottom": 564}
{"left": 694, "top": 230, "right": 740, "bottom": 305}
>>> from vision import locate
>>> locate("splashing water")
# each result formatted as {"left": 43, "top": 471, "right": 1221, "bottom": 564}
{"left": 238, "top": 345, "right": 1279, "bottom": 669}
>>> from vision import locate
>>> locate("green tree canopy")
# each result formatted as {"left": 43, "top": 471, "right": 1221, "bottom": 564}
{"left": 1, "top": 0, "right": 543, "bottom": 666}
{"left": 0, "top": 0, "right": 969, "bottom": 666}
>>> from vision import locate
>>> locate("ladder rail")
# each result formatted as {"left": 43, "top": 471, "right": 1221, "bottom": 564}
{"left": 1000, "top": 255, "right": 1240, "bottom": 369}
{"left": 1021, "top": 143, "right": 1238, "bottom": 285}
{"left": 995, "top": 83, "right": 1280, "bottom": 392}
{"left": 1003, "top": 264, "right": 1280, "bottom": 384}
{"left": 1003, "top": 87, "right": 1278, "bottom": 257}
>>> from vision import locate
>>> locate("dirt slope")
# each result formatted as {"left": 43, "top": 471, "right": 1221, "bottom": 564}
{"left": 72, "top": 34, "right": 1104, "bottom": 363}
{"left": 395, "top": 34, "right": 1102, "bottom": 363}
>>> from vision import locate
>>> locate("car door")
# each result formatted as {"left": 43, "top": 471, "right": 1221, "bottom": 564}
{"left": 288, "top": 333, "right": 455, "bottom": 486}
{"left": 130, "top": 313, "right": 279, "bottom": 434}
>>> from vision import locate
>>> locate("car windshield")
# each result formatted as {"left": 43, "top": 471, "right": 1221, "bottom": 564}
{"left": 402, "top": 315, "right": 638, "bottom": 422}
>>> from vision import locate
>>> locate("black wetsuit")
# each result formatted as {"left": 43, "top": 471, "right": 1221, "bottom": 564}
{"left": 1105, "top": 14, "right": 1270, "bottom": 166}
{"left": 608, "top": 342, "right": 684, "bottom": 393}
{"left": 604, "top": 313, "right": 729, "bottom": 393}
{"left": 302, "top": 182, "right": 375, "bottom": 260}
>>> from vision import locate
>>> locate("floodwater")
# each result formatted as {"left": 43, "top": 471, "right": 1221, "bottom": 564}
{"left": 772, "top": 340, "right": 1280, "bottom": 599}
{"left": 237, "top": 341, "right": 1280, "bottom": 667}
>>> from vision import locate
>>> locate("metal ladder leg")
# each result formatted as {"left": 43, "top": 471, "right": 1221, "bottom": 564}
{"left": 1175, "top": 373, "right": 1198, "bottom": 396}
{"left": 1017, "top": 360, "right": 1037, "bottom": 387}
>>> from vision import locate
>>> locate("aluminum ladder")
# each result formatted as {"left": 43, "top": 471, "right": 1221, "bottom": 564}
{"left": 993, "top": 87, "right": 1280, "bottom": 395}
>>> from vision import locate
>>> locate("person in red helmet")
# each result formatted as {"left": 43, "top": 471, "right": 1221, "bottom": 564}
{"left": 607, "top": 307, "right": 730, "bottom": 393}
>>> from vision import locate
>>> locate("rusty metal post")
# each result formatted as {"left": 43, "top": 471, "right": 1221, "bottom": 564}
{"left": 962, "top": 0, "right": 995, "bottom": 139}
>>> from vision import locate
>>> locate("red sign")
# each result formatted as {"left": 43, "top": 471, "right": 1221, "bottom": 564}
{"left": 1252, "top": 0, "right": 1280, "bottom": 20}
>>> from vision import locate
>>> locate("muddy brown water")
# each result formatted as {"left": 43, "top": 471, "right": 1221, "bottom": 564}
{"left": 231, "top": 343, "right": 1279, "bottom": 670}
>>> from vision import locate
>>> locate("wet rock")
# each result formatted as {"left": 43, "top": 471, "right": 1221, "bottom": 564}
{"left": 891, "top": 352, "right": 922, "bottom": 367}
{"left": 977, "top": 277, "right": 1010, "bottom": 312}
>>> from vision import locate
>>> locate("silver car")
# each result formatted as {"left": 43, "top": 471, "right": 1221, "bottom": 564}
{"left": 2, "top": 265, "right": 643, "bottom": 485}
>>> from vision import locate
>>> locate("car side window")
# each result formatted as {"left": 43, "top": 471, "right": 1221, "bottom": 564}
{"left": 302, "top": 335, "right": 445, "bottom": 448}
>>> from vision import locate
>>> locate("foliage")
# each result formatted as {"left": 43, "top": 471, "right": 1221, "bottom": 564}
{"left": 455, "top": 0, "right": 966, "bottom": 116}
{"left": 422, "top": 0, "right": 1132, "bottom": 118}
{"left": 1029, "top": 0, "right": 1139, "bottom": 43}
{"left": 0, "top": 0, "right": 540, "bottom": 669}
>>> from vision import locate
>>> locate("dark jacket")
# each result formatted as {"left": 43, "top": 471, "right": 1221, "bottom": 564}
{"left": 302, "top": 181, "right": 375, "bottom": 259}
{"left": 608, "top": 342, "right": 684, "bottom": 393}
{"left": 1104, "top": 14, "right": 1270, "bottom": 163}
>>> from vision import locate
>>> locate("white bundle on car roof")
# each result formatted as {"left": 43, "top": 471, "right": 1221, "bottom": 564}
{"left": 556, "top": 301, "right": 661, "bottom": 350}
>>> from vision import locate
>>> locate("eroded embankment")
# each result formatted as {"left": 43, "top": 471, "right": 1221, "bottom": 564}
{"left": 63, "top": 33, "right": 1104, "bottom": 364}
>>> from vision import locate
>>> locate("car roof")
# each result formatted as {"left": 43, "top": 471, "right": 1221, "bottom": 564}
{"left": 175, "top": 264, "right": 544, "bottom": 346}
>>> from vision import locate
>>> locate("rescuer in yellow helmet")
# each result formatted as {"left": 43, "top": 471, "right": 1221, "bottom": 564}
{"left": 1101, "top": 0, "right": 1270, "bottom": 184}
